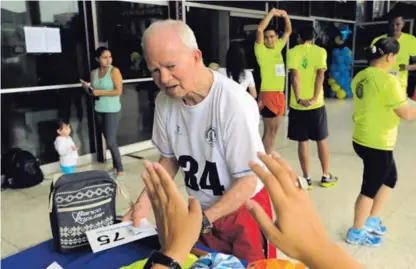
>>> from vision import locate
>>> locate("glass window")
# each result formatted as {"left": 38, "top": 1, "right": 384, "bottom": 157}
{"left": 1, "top": 88, "right": 94, "bottom": 164}
{"left": 277, "top": 1, "right": 310, "bottom": 17}
{"left": 117, "top": 81, "right": 159, "bottom": 147}
{"left": 187, "top": 1, "right": 266, "bottom": 11}
{"left": 311, "top": 1, "right": 356, "bottom": 21}
{"left": 95, "top": 1, "right": 169, "bottom": 80}
{"left": 186, "top": 7, "right": 229, "bottom": 66}
{"left": 1, "top": 0, "right": 89, "bottom": 89}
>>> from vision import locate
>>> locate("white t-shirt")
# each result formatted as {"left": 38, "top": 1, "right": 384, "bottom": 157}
{"left": 54, "top": 136, "right": 78, "bottom": 167}
{"left": 218, "top": 68, "right": 256, "bottom": 90}
{"left": 152, "top": 71, "right": 264, "bottom": 210}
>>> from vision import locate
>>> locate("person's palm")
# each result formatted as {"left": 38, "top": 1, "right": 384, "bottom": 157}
{"left": 246, "top": 152, "right": 330, "bottom": 262}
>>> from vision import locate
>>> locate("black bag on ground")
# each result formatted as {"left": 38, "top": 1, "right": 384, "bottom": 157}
{"left": 1, "top": 148, "right": 43, "bottom": 189}
{"left": 49, "top": 170, "right": 117, "bottom": 253}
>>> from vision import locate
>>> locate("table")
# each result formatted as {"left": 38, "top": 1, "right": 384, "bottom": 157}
{"left": 1, "top": 237, "right": 248, "bottom": 269}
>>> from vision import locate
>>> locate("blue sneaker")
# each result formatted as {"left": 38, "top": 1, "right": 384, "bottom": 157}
{"left": 365, "top": 216, "right": 387, "bottom": 236}
{"left": 345, "top": 228, "right": 383, "bottom": 247}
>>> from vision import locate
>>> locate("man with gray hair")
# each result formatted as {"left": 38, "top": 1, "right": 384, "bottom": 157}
{"left": 123, "top": 19, "right": 276, "bottom": 262}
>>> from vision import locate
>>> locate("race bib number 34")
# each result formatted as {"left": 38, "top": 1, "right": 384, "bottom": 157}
{"left": 86, "top": 220, "right": 157, "bottom": 253}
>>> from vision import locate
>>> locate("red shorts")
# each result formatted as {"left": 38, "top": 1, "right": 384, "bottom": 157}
{"left": 198, "top": 188, "right": 277, "bottom": 263}
{"left": 258, "top": 91, "right": 285, "bottom": 117}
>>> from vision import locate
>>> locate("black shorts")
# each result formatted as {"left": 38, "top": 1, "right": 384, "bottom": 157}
{"left": 287, "top": 106, "right": 328, "bottom": 142}
{"left": 353, "top": 142, "right": 398, "bottom": 198}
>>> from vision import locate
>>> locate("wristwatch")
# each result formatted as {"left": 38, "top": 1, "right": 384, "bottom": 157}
{"left": 297, "top": 98, "right": 301, "bottom": 104}
{"left": 143, "top": 251, "right": 182, "bottom": 269}
{"left": 201, "top": 212, "right": 213, "bottom": 234}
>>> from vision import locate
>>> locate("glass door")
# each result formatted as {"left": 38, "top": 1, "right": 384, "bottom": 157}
{"left": 91, "top": 0, "right": 170, "bottom": 160}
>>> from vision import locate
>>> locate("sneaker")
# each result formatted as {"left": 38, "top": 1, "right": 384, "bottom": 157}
{"left": 345, "top": 228, "right": 383, "bottom": 247}
{"left": 365, "top": 216, "right": 387, "bottom": 236}
{"left": 305, "top": 177, "right": 313, "bottom": 190}
{"left": 320, "top": 173, "right": 339, "bottom": 188}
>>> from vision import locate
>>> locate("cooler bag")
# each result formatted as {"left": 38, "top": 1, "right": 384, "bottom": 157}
{"left": 49, "top": 170, "right": 118, "bottom": 253}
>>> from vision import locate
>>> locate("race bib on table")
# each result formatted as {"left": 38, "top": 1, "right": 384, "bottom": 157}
{"left": 275, "top": 64, "right": 285, "bottom": 77}
{"left": 389, "top": 70, "right": 399, "bottom": 77}
{"left": 86, "top": 219, "right": 157, "bottom": 253}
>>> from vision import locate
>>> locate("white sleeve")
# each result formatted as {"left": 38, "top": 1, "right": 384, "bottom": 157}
{"left": 55, "top": 138, "right": 73, "bottom": 157}
{"left": 223, "top": 97, "right": 265, "bottom": 178}
{"left": 151, "top": 92, "right": 175, "bottom": 158}
{"left": 246, "top": 70, "right": 255, "bottom": 88}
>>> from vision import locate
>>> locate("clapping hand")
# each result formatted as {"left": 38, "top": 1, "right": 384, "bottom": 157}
{"left": 141, "top": 161, "right": 202, "bottom": 265}
{"left": 246, "top": 152, "right": 330, "bottom": 262}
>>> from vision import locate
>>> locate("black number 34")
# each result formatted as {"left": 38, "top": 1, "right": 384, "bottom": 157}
{"left": 178, "top": 155, "right": 225, "bottom": 196}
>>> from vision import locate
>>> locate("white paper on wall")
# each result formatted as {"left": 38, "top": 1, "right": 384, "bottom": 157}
{"left": 24, "top": 26, "right": 62, "bottom": 53}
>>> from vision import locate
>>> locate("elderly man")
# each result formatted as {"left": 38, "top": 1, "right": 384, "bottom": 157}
{"left": 123, "top": 20, "right": 276, "bottom": 262}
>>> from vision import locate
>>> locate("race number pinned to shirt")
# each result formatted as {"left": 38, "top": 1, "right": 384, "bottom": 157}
{"left": 275, "top": 64, "right": 285, "bottom": 77}
{"left": 86, "top": 219, "right": 157, "bottom": 253}
{"left": 389, "top": 70, "right": 399, "bottom": 77}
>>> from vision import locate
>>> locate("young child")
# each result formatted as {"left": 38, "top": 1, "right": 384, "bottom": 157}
{"left": 54, "top": 120, "right": 79, "bottom": 174}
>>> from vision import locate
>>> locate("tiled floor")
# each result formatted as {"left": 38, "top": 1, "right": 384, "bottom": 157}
{"left": 2, "top": 99, "right": 416, "bottom": 268}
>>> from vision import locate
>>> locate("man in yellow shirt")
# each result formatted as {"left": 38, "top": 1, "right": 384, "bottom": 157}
{"left": 287, "top": 26, "right": 338, "bottom": 190}
{"left": 255, "top": 8, "right": 292, "bottom": 154}
{"left": 371, "top": 16, "right": 416, "bottom": 95}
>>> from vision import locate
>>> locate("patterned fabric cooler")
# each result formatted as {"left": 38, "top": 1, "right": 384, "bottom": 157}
{"left": 49, "top": 170, "right": 117, "bottom": 253}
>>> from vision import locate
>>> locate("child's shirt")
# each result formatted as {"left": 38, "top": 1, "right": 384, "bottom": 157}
{"left": 54, "top": 136, "right": 79, "bottom": 166}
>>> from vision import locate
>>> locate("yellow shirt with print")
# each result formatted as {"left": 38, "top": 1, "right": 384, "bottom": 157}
{"left": 254, "top": 39, "right": 286, "bottom": 92}
{"left": 287, "top": 44, "right": 327, "bottom": 110}
{"left": 371, "top": 33, "right": 416, "bottom": 92}
{"left": 352, "top": 67, "right": 408, "bottom": 151}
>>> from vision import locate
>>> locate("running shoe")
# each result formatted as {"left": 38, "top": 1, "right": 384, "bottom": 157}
{"left": 345, "top": 228, "right": 383, "bottom": 247}
{"left": 305, "top": 176, "right": 313, "bottom": 190}
{"left": 320, "top": 173, "right": 339, "bottom": 188}
{"left": 365, "top": 216, "right": 387, "bottom": 236}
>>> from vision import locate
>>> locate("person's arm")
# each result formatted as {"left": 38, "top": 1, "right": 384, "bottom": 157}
{"left": 133, "top": 155, "right": 180, "bottom": 219}
{"left": 312, "top": 69, "right": 326, "bottom": 100}
{"left": 246, "top": 152, "right": 365, "bottom": 269}
{"left": 290, "top": 70, "right": 301, "bottom": 101}
{"left": 312, "top": 49, "right": 327, "bottom": 100}
{"left": 204, "top": 175, "right": 257, "bottom": 223}
{"left": 93, "top": 67, "right": 123, "bottom": 96}
{"left": 402, "top": 56, "right": 416, "bottom": 71}
{"left": 280, "top": 11, "right": 292, "bottom": 44}
{"left": 256, "top": 8, "right": 277, "bottom": 44}
{"left": 204, "top": 97, "right": 264, "bottom": 223}
{"left": 248, "top": 86, "right": 257, "bottom": 99}
{"left": 123, "top": 92, "right": 178, "bottom": 227}
{"left": 247, "top": 70, "right": 257, "bottom": 98}
{"left": 394, "top": 106, "right": 416, "bottom": 120}
{"left": 303, "top": 242, "right": 365, "bottom": 269}
{"left": 381, "top": 77, "right": 415, "bottom": 120}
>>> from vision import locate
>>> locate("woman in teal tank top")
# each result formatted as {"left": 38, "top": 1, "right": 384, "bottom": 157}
{"left": 81, "top": 47, "right": 124, "bottom": 178}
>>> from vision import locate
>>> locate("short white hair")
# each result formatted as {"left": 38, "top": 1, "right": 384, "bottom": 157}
{"left": 141, "top": 19, "right": 199, "bottom": 51}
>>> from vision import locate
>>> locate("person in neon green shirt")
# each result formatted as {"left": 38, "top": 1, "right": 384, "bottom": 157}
{"left": 255, "top": 8, "right": 292, "bottom": 154}
{"left": 371, "top": 16, "right": 416, "bottom": 95}
{"left": 287, "top": 26, "right": 338, "bottom": 190}
{"left": 346, "top": 37, "right": 416, "bottom": 247}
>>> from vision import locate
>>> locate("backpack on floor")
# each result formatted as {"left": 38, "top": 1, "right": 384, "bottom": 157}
{"left": 49, "top": 170, "right": 118, "bottom": 253}
{"left": 1, "top": 148, "right": 43, "bottom": 189}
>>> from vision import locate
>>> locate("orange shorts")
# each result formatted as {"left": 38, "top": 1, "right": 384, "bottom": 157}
{"left": 198, "top": 188, "right": 277, "bottom": 263}
{"left": 258, "top": 91, "right": 285, "bottom": 117}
